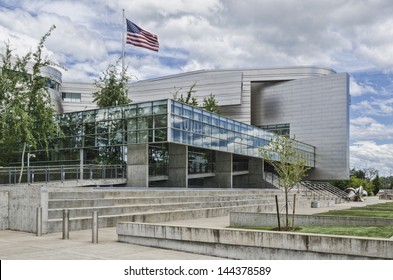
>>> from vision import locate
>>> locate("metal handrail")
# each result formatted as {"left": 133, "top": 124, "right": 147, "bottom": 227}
{"left": 0, "top": 164, "right": 126, "bottom": 185}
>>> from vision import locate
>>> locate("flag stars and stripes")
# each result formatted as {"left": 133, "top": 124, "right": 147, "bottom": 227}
{"left": 126, "top": 19, "right": 159, "bottom": 52}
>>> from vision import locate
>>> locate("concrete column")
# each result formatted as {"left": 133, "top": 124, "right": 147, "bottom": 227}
{"left": 205, "top": 151, "right": 233, "bottom": 188}
{"left": 248, "top": 157, "right": 265, "bottom": 188}
{"left": 167, "top": 143, "right": 188, "bottom": 188}
{"left": 79, "top": 148, "right": 84, "bottom": 180}
{"left": 127, "top": 144, "right": 149, "bottom": 187}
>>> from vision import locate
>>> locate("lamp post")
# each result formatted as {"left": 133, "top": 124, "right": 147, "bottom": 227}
{"left": 27, "top": 152, "right": 36, "bottom": 185}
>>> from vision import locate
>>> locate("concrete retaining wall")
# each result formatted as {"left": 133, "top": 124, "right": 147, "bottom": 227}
{"left": 0, "top": 186, "right": 48, "bottom": 233}
{"left": 0, "top": 191, "right": 9, "bottom": 230}
{"left": 230, "top": 212, "right": 393, "bottom": 227}
{"left": 117, "top": 222, "right": 393, "bottom": 260}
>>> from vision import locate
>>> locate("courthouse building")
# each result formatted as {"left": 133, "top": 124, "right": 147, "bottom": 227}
{"left": 28, "top": 65, "right": 350, "bottom": 187}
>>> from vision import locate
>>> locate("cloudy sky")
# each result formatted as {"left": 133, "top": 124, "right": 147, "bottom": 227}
{"left": 1, "top": 0, "right": 393, "bottom": 176}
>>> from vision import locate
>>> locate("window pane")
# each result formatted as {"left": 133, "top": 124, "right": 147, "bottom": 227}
{"left": 154, "top": 115, "right": 167, "bottom": 128}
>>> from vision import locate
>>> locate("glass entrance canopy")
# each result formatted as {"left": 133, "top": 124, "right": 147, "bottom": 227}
{"left": 35, "top": 99, "right": 315, "bottom": 167}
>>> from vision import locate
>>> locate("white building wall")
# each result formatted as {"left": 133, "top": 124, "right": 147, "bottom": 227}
{"left": 61, "top": 82, "right": 97, "bottom": 113}
{"left": 251, "top": 73, "right": 350, "bottom": 180}
{"left": 129, "top": 70, "right": 243, "bottom": 107}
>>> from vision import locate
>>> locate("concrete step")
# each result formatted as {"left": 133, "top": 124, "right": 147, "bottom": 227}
{"left": 45, "top": 188, "right": 312, "bottom": 233}
{"left": 48, "top": 193, "right": 285, "bottom": 208}
{"left": 47, "top": 197, "right": 292, "bottom": 219}
{"left": 48, "top": 188, "right": 283, "bottom": 200}
{"left": 47, "top": 199, "right": 311, "bottom": 232}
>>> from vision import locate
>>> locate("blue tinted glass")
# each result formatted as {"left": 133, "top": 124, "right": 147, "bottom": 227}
{"left": 211, "top": 126, "right": 219, "bottom": 137}
{"left": 172, "top": 129, "right": 182, "bottom": 143}
{"left": 203, "top": 124, "right": 211, "bottom": 135}
{"left": 203, "top": 136, "right": 211, "bottom": 149}
{"left": 183, "top": 118, "right": 192, "bottom": 131}
{"left": 234, "top": 123, "right": 240, "bottom": 132}
{"left": 172, "top": 116, "right": 182, "bottom": 129}
{"left": 182, "top": 131, "right": 192, "bottom": 145}
{"left": 173, "top": 102, "right": 182, "bottom": 115}
{"left": 219, "top": 140, "right": 228, "bottom": 151}
{"left": 183, "top": 105, "right": 193, "bottom": 118}
{"left": 211, "top": 137, "right": 219, "bottom": 149}
{"left": 212, "top": 115, "right": 219, "bottom": 126}
{"left": 220, "top": 128, "right": 228, "bottom": 140}
{"left": 193, "top": 108, "right": 202, "bottom": 121}
{"left": 219, "top": 117, "right": 227, "bottom": 129}
{"left": 227, "top": 119, "right": 234, "bottom": 130}
{"left": 194, "top": 121, "right": 203, "bottom": 134}
{"left": 202, "top": 111, "right": 211, "bottom": 123}
{"left": 193, "top": 133, "right": 202, "bottom": 147}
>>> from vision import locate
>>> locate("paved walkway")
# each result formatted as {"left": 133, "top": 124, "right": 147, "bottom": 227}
{"left": 0, "top": 196, "right": 391, "bottom": 259}
{"left": 0, "top": 227, "right": 224, "bottom": 260}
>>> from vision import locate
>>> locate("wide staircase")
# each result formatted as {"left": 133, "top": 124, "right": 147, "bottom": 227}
{"left": 46, "top": 188, "right": 312, "bottom": 233}
{"left": 298, "top": 181, "right": 348, "bottom": 201}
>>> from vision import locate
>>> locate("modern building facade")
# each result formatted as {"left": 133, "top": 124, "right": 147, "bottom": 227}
{"left": 3, "top": 62, "right": 350, "bottom": 184}
{"left": 59, "top": 67, "right": 350, "bottom": 181}
{"left": 35, "top": 99, "right": 315, "bottom": 188}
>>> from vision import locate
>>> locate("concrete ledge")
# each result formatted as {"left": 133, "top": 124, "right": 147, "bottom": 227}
{"left": 311, "top": 200, "right": 335, "bottom": 208}
{"left": 230, "top": 212, "right": 393, "bottom": 227}
{"left": 379, "top": 194, "right": 393, "bottom": 200}
{"left": 117, "top": 222, "right": 393, "bottom": 260}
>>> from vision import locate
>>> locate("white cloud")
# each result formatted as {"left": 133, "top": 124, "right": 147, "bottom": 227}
{"left": 351, "top": 98, "right": 393, "bottom": 117}
{"left": 351, "top": 141, "right": 393, "bottom": 177}
{"left": 351, "top": 117, "right": 393, "bottom": 141}
{"left": 3, "top": 0, "right": 393, "bottom": 80}
{"left": 350, "top": 77, "right": 377, "bottom": 97}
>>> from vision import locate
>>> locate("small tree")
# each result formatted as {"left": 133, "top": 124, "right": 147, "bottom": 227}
{"left": 173, "top": 83, "right": 221, "bottom": 114}
{"left": 93, "top": 60, "right": 131, "bottom": 108}
{"left": 172, "top": 82, "right": 199, "bottom": 107}
{"left": 259, "top": 134, "right": 311, "bottom": 228}
{"left": 0, "top": 25, "right": 59, "bottom": 182}
{"left": 202, "top": 93, "right": 220, "bottom": 114}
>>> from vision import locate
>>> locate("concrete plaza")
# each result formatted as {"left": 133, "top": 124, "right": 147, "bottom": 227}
{"left": 0, "top": 196, "right": 391, "bottom": 259}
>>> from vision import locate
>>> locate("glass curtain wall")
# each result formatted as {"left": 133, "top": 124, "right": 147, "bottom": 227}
{"left": 26, "top": 99, "right": 314, "bottom": 168}
{"left": 169, "top": 100, "right": 315, "bottom": 167}
{"left": 31, "top": 100, "right": 169, "bottom": 166}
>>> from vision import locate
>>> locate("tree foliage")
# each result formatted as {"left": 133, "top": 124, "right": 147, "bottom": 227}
{"left": 0, "top": 25, "right": 59, "bottom": 182}
{"left": 333, "top": 168, "right": 387, "bottom": 195}
{"left": 172, "top": 82, "right": 199, "bottom": 107}
{"left": 93, "top": 60, "right": 131, "bottom": 108}
{"left": 202, "top": 93, "right": 221, "bottom": 114}
{"left": 172, "top": 83, "right": 220, "bottom": 113}
{"left": 259, "top": 134, "right": 311, "bottom": 228}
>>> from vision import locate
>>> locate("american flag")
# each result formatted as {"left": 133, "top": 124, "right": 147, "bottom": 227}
{"left": 126, "top": 19, "right": 159, "bottom": 52}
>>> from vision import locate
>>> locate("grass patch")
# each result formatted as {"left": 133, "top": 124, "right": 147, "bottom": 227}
{"left": 317, "top": 202, "right": 393, "bottom": 218}
{"left": 232, "top": 202, "right": 393, "bottom": 238}
{"left": 235, "top": 226, "right": 393, "bottom": 238}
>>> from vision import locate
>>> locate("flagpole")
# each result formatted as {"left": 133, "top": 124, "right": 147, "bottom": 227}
{"left": 121, "top": 9, "right": 125, "bottom": 72}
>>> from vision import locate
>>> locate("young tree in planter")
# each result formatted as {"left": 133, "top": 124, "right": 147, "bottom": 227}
{"left": 259, "top": 134, "right": 311, "bottom": 228}
{"left": 0, "top": 25, "right": 59, "bottom": 182}
{"left": 93, "top": 60, "right": 131, "bottom": 108}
